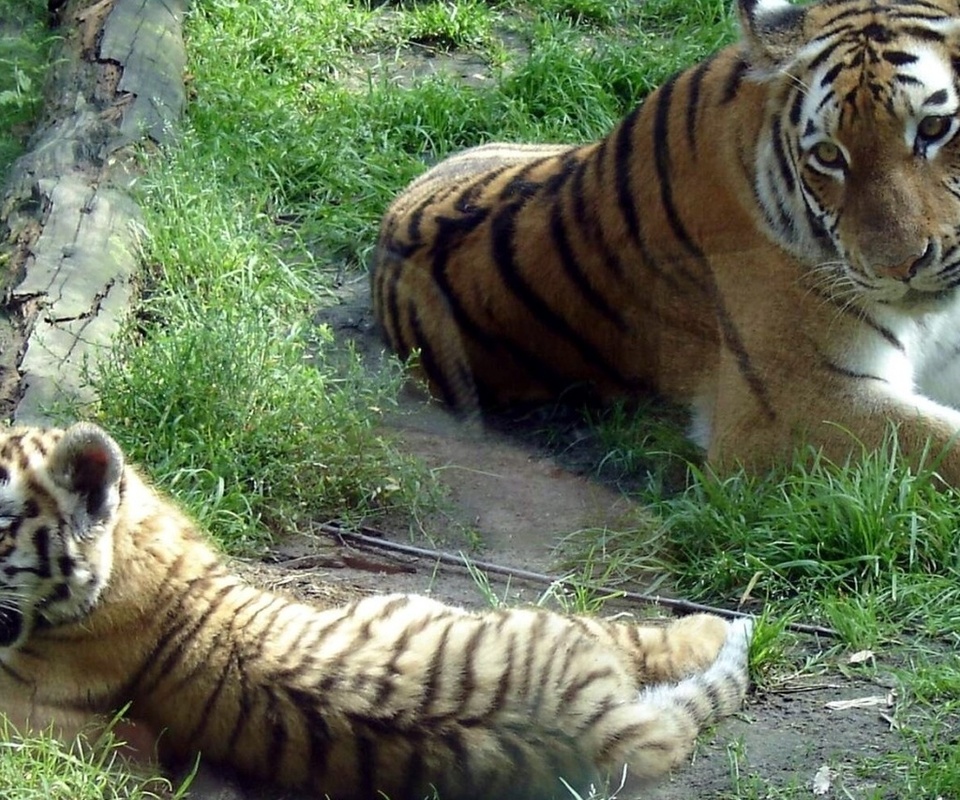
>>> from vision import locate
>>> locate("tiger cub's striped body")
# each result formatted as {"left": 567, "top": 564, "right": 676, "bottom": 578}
{"left": 372, "top": 0, "right": 960, "bottom": 482}
{"left": 0, "top": 423, "right": 751, "bottom": 800}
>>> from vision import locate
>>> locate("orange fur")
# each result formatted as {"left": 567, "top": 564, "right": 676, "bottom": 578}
{"left": 0, "top": 423, "right": 752, "bottom": 799}
{"left": 372, "top": 0, "right": 960, "bottom": 481}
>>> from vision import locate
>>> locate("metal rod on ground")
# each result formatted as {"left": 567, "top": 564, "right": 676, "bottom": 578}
{"left": 317, "top": 522, "right": 840, "bottom": 639}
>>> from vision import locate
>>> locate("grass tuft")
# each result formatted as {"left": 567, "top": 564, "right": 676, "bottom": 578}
{"left": 0, "top": 0, "right": 53, "bottom": 173}
{"left": 0, "top": 718, "right": 184, "bottom": 800}
{"left": 653, "top": 430, "right": 960, "bottom": 638}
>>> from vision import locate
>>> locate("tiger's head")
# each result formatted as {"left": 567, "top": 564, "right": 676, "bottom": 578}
{"left": 740, "top": 0, "right": 960, "bottom": 308}
{"left": 0, "top": 424, "right": 123, "bottom": 650}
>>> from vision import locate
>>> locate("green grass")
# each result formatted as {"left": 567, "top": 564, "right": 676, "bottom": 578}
{"left": 6, "top": 0, "right": 960, "bottom": 795}
{"left": 0, "top": 718, "right": 188, "bottom": 800}
{"left": 0, "top": 0, "right": 51, "bottom": 173}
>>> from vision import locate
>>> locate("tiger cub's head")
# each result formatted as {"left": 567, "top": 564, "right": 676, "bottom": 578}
{"left": 739, "top": 0, "right": 960, "bottom": 308}
{"left": 0, "top": 423, "right": 123, "bottom": 650}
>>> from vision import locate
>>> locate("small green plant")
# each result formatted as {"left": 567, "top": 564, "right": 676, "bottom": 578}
{"left": 398, "top": 0, "right": 497, "bottom": 50}
{"left": 0, "top": 0, "right": 53, "bottom": 172}
{"left": 93, "top": 316, "right": 430, "bottom": 551}
{"left": 0, "top": 717, "right": 187, "bottom": 800}
{"left": 587, "top": 400, "right": 701, "bottom": 493}
{"left": 533, "top": 0, "right": 632, "bottom": 27}
{"left": 744, "top": 611, "right": 793, "bottom": 689}
{"left": 655, "top": 431, "right": 960, "bottom": 628}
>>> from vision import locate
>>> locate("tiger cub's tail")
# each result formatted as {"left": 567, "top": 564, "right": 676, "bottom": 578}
{"left": 606, "top": 616, "right": 753, "bottom": 784}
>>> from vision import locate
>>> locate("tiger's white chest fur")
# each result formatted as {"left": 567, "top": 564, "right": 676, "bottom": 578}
{"left": 906, "top": 301, "right": 960, "bottom": 410}
{"left": 689, "top": 297, "right": 960, "bottom": 452}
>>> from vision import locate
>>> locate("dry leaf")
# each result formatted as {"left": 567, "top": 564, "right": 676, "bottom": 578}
{"left": 825, "top": 695, "right": 889, "bottom": 710}
{"left": 812, "top": 764, "right": 832, "bottom": 795}
{"left": 847, "top": 649, "right": 875, "bottom": 664}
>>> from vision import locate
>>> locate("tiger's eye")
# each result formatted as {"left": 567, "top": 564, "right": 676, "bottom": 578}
{"left": 811, "top": 140, "right": 846, "bottom": 171}
{"left": 917, "top": 115, "right": 951, "bottom": 143}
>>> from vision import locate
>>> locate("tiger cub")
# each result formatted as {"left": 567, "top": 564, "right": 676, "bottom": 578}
{"left": 372, "top": 0, "right": 960, "bottom": 484}
{"left": 0, "top": 422, "right": 751, "bottom": 800}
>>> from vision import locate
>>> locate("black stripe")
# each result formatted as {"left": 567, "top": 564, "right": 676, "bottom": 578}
{"left": 0, "top": 659, "right": 28, "bottom": 684}
{"left": 897, "top": 0, "right": 952, "bottom": 12}
{"left": 264, "top": 685, "right": 289, "bottom": 779}
{"left": 820, "top": 359, "right": 886, "bottom": 383}
{"left": 771, "top": 118, "right": 796, "bottom": 195}
{"left": 33, "top": 526, "right": 51, "bottom": 578}
{"left": 225, "top": 653, "right": 252, "bottom": 754}
{"left": 895, "top": 74, "right": 923, "bottom": 87}
{"left": 520, "top": 611, "right": 548, "bottom": 710}
{"left": 686, "top": 55, "right": 714, "bottom": 153}
{"left": 383, "top": 259, "right": 407, "bottom": 354}
{"left": 899, "top": 25, "right": 945, "bottom": 43}
{"left": 286, "top": 687, "right": 333, "bottom": 778}
{"left": 605, "top": 93, "right": 706, "bottom": 294}
{"left": 788, "top": 87, "right": 805, "bottom": 126}
{"left": 550, "top": 179, "right": 630, "bottom": 332}
{"left": 807, "top": 36, "right": 846, "bottom": 72}
{"left": 596, "top": 719, "right": 671, "bottom": 762}
{"left": 883, "top": 50, "right": 919, "bottom": 66}
{"left": 499, "top": 157, "right": 552, "bottom": 201}
{"left": 457, "top": 165, "right": 510, "bottom": 212}
{"left": 613, "top": 106, "right": 643, "bottom": 245}
{"left": 490, "top": 200, "right": 635, "bottom": 387}
{"left": 761, "top": 169, "right": 797, "bottom": 239}
{"left": 428, "top": 211, "right": 495, "bottom": 351}
{"left": 560, "top": 665, "right": 617, "bottom": 706}
{"left": 398, "top": 735, "right": 427, "bottom": 800}
{"left": 140, "top": 582, "right": 236, "bottom": 695}
{"left": 721, "top": 57, "right": 749, "bottom": 105}
{"left": 815, "top": 89, "right": 836, "bottom": 113}
{"left": 419, "top": 618, "right": 453, "bottom": 716}
{"left": 118, "top": 555, "right": 193, "bottom": 692}
{"left": 811, "top": 288, "right": 905, "bottom": 351}
{"left": 442, "top": 730, "right": 472, "bottom": 787}
{"left": 489, "top": 627, "right": 516, "bottom": 716}
{"left": 820, "top": 60, "right": 844, "bottom": 87}
{"left": 653, "top": 74, "right": 704, "bottom": 259}
{"left": 803, "top": 204, "right": 832, "bottom": 246}
{"left": 236, "top": 594, "right": 288, "bottom": 661}
{"left": 576, "top": 695, "right": 619, "bottom": 736}
{"left": 183, "top": 644, "right": 237, "bottom": 745}
{"left": 407, "top": 301, "right": 464, "bottom": 409}
{"left": 714, "top": 299, "right": 777, "bottom": 422}
{"left": 823, "top": 6, "right": 877, "bottom": 29}
{"left": 451, "top": 622, "right": 487, "bottom": 718}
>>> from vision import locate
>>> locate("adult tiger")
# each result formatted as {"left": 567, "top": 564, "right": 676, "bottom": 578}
{"left": 371, "top": 0, "right": 960, "bottom": 481}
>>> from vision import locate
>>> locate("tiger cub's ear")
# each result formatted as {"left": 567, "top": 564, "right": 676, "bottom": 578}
{"left": 48, "top": 423, "right": 124, "bottom": 536}
{"left": 737, "top": 0, "right": 807, "bottom": 75}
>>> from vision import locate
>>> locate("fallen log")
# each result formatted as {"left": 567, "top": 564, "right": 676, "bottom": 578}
{"left": 0, "top": 0, "right": 186, "bottom": 422}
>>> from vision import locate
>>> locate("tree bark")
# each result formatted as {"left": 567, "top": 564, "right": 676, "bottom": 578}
{"left": 0, "top": 0, "right": 186, "bottom": 423}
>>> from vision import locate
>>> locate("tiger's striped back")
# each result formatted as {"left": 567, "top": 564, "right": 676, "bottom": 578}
{"left": 0, "top": 422, "right": 751, "bottom": 799}
{"left": 371, "top": 0, "right": 960, "bottom": 485}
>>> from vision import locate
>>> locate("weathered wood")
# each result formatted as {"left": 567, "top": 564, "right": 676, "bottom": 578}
{"left": 0, "top": 0, "right": 186, "bottom": 423}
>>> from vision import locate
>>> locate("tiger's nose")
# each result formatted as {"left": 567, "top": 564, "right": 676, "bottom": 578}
{"left": 875, "top": 241, "right": 933, "bottom": 281}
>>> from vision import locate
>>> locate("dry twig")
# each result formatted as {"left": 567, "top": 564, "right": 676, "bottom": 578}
{"left": 316, "top": 522, "right": 840, "bottom": 639}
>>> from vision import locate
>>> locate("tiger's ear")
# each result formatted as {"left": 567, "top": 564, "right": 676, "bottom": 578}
{"left": 737, "top": 0, "right": 808, "bottom": 74}
{"left": 49, "top": 423, "right": 124, "bottom": 535}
